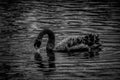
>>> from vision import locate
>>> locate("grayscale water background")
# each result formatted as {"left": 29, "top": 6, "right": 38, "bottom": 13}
{"left": 0, "top": 0, "right": 120, "bottom": 80}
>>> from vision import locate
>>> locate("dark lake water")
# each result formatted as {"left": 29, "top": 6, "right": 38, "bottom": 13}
{"left": 0, "top": 0, "right": 120, "bottom": 80}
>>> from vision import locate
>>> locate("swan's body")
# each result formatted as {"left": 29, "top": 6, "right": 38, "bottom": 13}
{"left": 54, "top": 36, "right": 89, "bottom": 52}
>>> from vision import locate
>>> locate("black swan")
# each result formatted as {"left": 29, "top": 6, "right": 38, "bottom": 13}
{"left": 34, "top": 29, "right": 102, "bottom": 68}
{"left": 34, "top": 29, "right": 101, "bottom": 52}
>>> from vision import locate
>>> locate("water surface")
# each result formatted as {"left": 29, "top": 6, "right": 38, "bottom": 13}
{"left": 0, "top": 0, "right": 120, "bottom": 80}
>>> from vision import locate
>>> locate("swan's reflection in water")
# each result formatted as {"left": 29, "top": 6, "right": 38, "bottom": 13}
{"left": 34, "top": 50, "right": 56, "bottom": 73}
{"left": 34, "top": 46, "right": 101, "bottom": 73}
{"left": 67, "top": 47, "right": 101, "bottom": 59}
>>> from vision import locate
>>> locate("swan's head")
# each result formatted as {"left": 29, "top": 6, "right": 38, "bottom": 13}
{"left": 34, "top": 39, "right": 41, "bottom": 49}
{"left": 83, "top": 34, "right": 100, "bottom": 46}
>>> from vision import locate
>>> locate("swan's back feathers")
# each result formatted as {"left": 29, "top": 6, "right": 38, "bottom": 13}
{"left": 54, "top": 34, "right": 101, "bottom": 52}
{"left": 54, "top": 36, "right": 84, "bottom": 51}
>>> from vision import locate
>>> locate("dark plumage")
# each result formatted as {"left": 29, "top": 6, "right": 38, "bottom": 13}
{"left": 34, "top": 29, "right": 102, "bottom": 52}
{"left": 34, "top": 29, "right": 102, "bottom": 63}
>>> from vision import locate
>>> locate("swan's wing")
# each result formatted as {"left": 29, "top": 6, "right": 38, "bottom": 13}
{"left": 69, "top": 43, "right": 89, "bottom": 52}
{"left": 55, "top": 36, "right": 83, "bottom": 51}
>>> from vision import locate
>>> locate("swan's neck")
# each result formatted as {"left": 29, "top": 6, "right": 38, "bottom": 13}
{"left": 37, "top": 29, "right": 55, "bottom": 50}
{"left": 34, "top": 29, "right": 56, "bottom": 68}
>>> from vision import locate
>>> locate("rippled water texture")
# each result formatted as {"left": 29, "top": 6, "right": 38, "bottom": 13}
{"left": 0, "top": 0, "right": 120, "bottom": 80}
